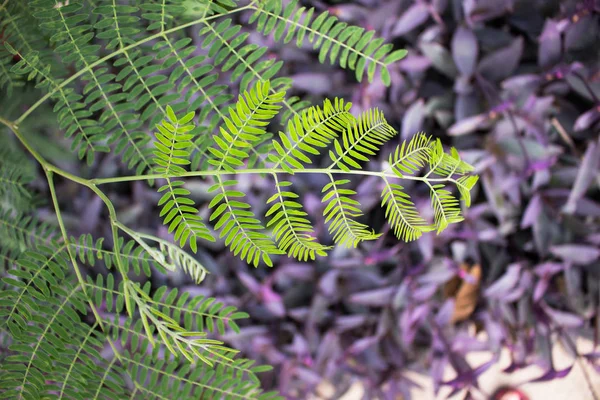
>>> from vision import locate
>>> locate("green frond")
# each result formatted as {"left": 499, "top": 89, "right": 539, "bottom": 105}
{"left": 0, "top": 208, "right": 57, "bottom": 252}
{"left": 429, "top": 184, "right": 464, "bottom": 234}
{"left": 455, "top": 175, "right": 479, "bottom": 207}
{"left": 328, "top": 108, "right": 397, "bottom": 172}
{"left": 0, "top": 245, "right": 69, "bottom": 332}
{"left": 0, "top": 165, "right": 33, "bottom": 211}
{"left": 8, "top": 48, "right": 111, "bottom": 165}
{"left": 157, "top": 178, "right": 216, "bottom": 252}
{"left": 209, "top": 178, "right": 283, "bottom": 267}
{"left": 28, "top": 0, "right": 154, "bottom": 173}
{"left": 387, "top": 133, "right": 433, "bottom": 177}
{"left": 154, "top": 108, "right": 216, "bottom": 252}
{"left": 153, "top": 106, "right": 196, "bottom": 176}
{"left": 0, "top": 242, "right": 273, "bottom": 399}
{"left": 250, "top": 0, "right": 407, "bottom": 85}
{"left": 144, "top": 236, "right": 210, "bottom": 284}
{"left": 156, "top": 35, "right": 233, "bottom": 134}
{"left": 200, "top": 19, "right": 287, "bottom": 93}
{"left": 70, "top": 234, "right": 160, "bottom": 277}
{"left": 0, "top": 46, "right": 22, "bottom": 97}
{"left": 122, "top": 351, "right": 279, "bottom": 400}
{"left": 0, "top": 248, "right": 19, "bottom": 274}
{"left": 208, "top": 80, "right": 285, "bottom": 171}
{"left": 266, "top": 177, "right": 330, "bottom": 261}
{"left": 140, "top": 0, "right": 186, "bottom": 32}
{"left": 321, "top": 178, "right": 381, "bottom": 247}
{"left": 0, "top": 245, "right": 129, "bottom": 400}
{"left": 381, "top": 181, "right": 432, "bottom": 241}
{"left": 429, "top": 141, "right": 474, "bottom": 178}
{"left": 0, "top": 0, "right": 52, "bottom": 84}
{"left": 204, "top": 81, "right": 288, "bottom": 266}
{"left": 87, "top": 277, "right": 245, "bottom": 365}
{"left": 268, "top": 97, "right": 354, "bottom": 173}
{"left": 133, "top": 286, "right": 239, "bottom": 366}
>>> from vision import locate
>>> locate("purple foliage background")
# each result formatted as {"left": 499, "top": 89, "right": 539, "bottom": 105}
{"left": 219, "top": 0, "right": 600, "bottom": 397}
{"left": 39, "top": 0, "right": 600, "bottom": 398}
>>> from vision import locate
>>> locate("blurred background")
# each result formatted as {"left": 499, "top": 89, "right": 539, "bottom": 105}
{"left": 3, "top": 0, "right": 600, "bottom": 398}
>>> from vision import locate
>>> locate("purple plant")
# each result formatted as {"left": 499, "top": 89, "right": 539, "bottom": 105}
{"left": 219, "top": 0, "right": 600, "bottom": 398}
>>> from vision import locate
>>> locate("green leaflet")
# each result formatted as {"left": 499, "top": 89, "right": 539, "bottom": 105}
{"left": 250, "top": 0, "right": 407, "bottom": 84}
{"left": 154, "top": 108, "right": 215, "bottom": 252}
{"left": 321, "top": 178, "right": 381, "bottom": 247}
{"left": 150, "top": 81, "right": 477, "bottom": 260}
{"left": 268, "top": 97, "right": 354, "bottom": 173}
{"left": 328, "top": 108, "right": 397, "bottom": 171}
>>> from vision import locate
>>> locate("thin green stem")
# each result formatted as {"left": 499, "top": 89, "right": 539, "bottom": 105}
{"left": 90, "top": 167, "right": 456, "bottom": 185}
{"left": 5, "top": 115, "right": 136, "bottom": 317}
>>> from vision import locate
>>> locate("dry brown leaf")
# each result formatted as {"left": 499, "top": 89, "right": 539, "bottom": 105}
{"left": 443, "top": 263, "right": 482, "bottom": 323}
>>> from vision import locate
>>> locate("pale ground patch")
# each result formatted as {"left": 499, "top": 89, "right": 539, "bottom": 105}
{"left": 310, "top": 333, "right": 600, "bottom": 400}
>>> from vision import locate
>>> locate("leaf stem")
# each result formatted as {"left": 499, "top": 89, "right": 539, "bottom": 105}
{"left": 90, "top": 167, "right": 457, "bottom": 185}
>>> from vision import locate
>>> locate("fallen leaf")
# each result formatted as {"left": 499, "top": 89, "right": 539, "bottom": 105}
{"left": 443, "top": 263, "right": 482, "bottom": 323}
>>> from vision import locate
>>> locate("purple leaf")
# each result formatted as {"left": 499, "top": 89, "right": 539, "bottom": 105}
{"left": 347, "top": 335, "right": 380, "bottom": 355}
{"left": 541, "top": 303, "right": 584, "bottom": 328}
{"left": 484, "top": 264, "right": 521, "bottom": 299}
{"left": 277, "top": 263, "right": 315, "bottom": 281}
{"left": 464, "top": 0, "right": 513, "bottom": 23}
{"left": 435, "top": 299, "right": 455, "bottom": 326}
{"left": 448, "top": 113, "right": 489, "bottom": 136}
{"left": 520, "top": 194, "right": 542, "bottom": 229}
{"left": 420, "top": 42, "right": 458, "bottom": 78}
{"left": 261, "top": 285, "right": 286, "bottom": 317}
{"left": 318, "top": 270, "right": 339, "bottom": 297}
{"left": 528, "top": 365, "right": 573, "bottom": 383}
{"left": 349, "top": 287, "right": 395, "bottom": 306}
{"left": 565, "top": 15, "right": 598, "bottom": 52}
{"left": 477, "top": 37, "right": 524, "bottom": 82}
{"left": 452, "top": 26, "right": 478, "bottom": 76}
{"left": 237, "top": 271, "right": 260, "bottom": 294}
{"left": 454, "top": 92, "right": 480, "bottom": 122}
{"left": 336, "top": 315, "right": 369, "bottom": 332}
{"left": 401, "top": 99, "right": 425, "bottom": 140}
{"left": 539, "top": 19, "right": 562, "bottom": 68}
{"left": 563, "top": 140, "right": 600, "bottom": 214}
{"left": 574, "top": 107, "right": 600, "bottom": 132}
{"left": 550, "top": 244, "right": 600, "bottom": 265}
{"left": 398, "top": 54, "right": 432, "bottom": 72}
{"left": 392, "top": 3, "right": 430, "bottom": 37}
{"left": 502, "top": 74, "right": 543, "bottom": 92}
{"left": 533, "top": 279, "right": 549, "bottom": 302}
{"left": 291, "top": 73, "right": 333, "bottom": 95}
{"left": 413, "top": 283, "right": 439, "bottom": 301}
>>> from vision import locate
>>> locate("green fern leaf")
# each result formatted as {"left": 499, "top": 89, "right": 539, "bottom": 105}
{"left": 430, "top": 184, "right": 464, "bottom": 234}
{"left": 429, "top": 141, "right": 475, "bottom": 178}
{"left": 153, "top": 107, "right": 215, "bottom": 252}
{"left": 455, "top": 175, "right": 479, "bottom": 207}
{"left": 387, "top": 133, "right": 433, "bottom": 177}
{"left": 208, "top": 80, "right": 285, "bottom": 171}
{"left": 268, "top": 97, "right": 354, "bottom": 173}
{"left": 250, "top": 0, "right": 406, "bottom": 85}
{"left": 381, "top": 181, "right": 432, "bottom": 241}
{"left": 321, "top": 178, "right": 380, "bottom": 247}
{"left": 328, "top": 108, "right": 397, "bottom": 172}
{"left": 266, "top": 177, "right": 330, "bottom": 260}
{"left": 209, "top": 178, "right": 283, "bottom": 267}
